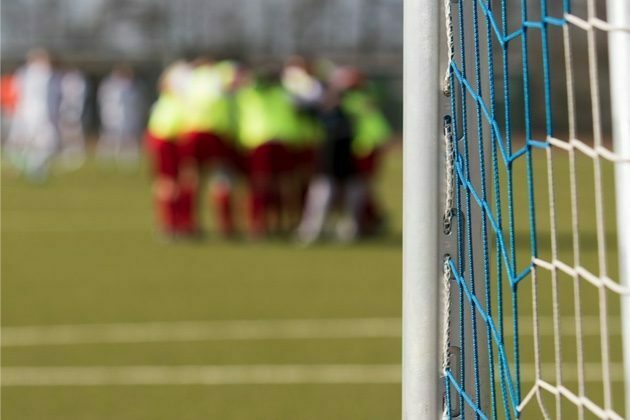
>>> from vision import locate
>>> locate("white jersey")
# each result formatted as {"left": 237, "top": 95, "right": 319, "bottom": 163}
{"left": 6, "top": 60, "right": 61, "bottom": 179}
{"left": 60, "top": 70, "right": 86, "bottom": 124}
{"left": 14, "top": 62, "right": 56, "bottom": 129}
{"left": 9, "top": 61, "right": 60, "bottom": 150}
{"left": 98, "top": 74, "right": 143, "bottom": 137}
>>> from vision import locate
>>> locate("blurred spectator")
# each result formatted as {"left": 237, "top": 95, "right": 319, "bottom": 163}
{"left": 58, "top": 66, "right": 87, "bottom": 169}
{"left": 97, "top": 65, "right": 144, "bottom": 166}
{"left": 0, "top": 72, "right": 19, "bottom": 143}
{"left": 5, "top": 48, "right": 61, "bottom": 181}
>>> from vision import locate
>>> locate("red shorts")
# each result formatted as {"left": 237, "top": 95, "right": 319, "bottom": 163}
{"left": 146, "top": 132, "right": 180, "bottom": 178}
{"left": 354, "top": 149, "right": 381, "bottom": 177}
{"left": 294, "top": 147, "right": 316, "bottom": 173}
{"left": 248, "top": 142, "right": 294, "bottom": 176}
{"left": 180, "top": 131, "right": 235, "bottom": 167}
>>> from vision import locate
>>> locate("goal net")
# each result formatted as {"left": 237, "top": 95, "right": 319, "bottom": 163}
{"left": 403, "top": 0, "right": 630, "bottom": 419}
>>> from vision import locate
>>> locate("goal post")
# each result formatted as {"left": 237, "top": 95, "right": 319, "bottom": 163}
{"left": 608, "top": 0, "right": 630, "bottom": 414}
{"left": 402, "top": 0, "right": 441, "bottom": 418}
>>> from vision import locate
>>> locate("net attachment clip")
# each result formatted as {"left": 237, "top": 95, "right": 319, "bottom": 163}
{"left": 443, "top": 115, "right": 456, "bottom": 236}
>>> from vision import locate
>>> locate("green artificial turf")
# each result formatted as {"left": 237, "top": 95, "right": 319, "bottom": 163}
{"left": 2, "top": 149, "right": 625, "bottom": 419}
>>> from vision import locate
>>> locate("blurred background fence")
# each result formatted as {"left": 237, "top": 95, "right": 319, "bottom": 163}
{"left": 1, "top": 0, "right": 402, "bottom": 67}
{"left": 1, "top": 0, "right": 403, "bottom": 131}
{"left": 0, "top": 0, "right": 613, "bottom": 135}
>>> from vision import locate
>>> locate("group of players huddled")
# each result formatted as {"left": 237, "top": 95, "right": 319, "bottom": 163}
{"left": 146, "top": 56, "right": 392, "bottom": 244}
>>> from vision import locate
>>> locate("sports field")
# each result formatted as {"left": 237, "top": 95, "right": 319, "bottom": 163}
{"left": 1, "top": 152, "right": 403, "bottom": 419}
{"left": 1, "top": 148, "right": 625, "bottom": 419}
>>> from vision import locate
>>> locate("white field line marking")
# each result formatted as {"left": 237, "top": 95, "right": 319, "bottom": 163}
{"left": 507, "top": 315, "right": 621, "bottom": 336}
{"left": 1, "top": 318, "right": 402, "bottom": 347}
{"left": 1, "top": 365, "right": 401, "bottom": 386}
{"left": 522, "top": 362, "right": 626, "bottom": 382}
{"left": 2, "top": 225, "right": 149, "bottom": 233}
{"left": 1, "top": 363, "right": 624, "bottom": 387}
{"left": 1, "top": 315, "right": 621, "bottom": 348}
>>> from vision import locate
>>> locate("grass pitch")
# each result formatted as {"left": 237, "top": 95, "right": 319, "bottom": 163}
{"left": 2, "top": 148, "right": 625, "bottom": 419}
{"left": 2, "top": 154, "right": 402, "bottom": 420}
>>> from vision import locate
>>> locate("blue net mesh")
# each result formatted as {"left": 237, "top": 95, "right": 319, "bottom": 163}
{"left": 441, "top": 0, "right": 567, "bottom": 418}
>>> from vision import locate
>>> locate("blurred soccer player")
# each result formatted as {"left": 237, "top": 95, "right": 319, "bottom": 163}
{"left": 296, "top": 79, "right": 359, "bottom": 244}
{"left": 6, "top": 49, "right": 61, "bottom": 181}
{"left": 97, "top": 65, "right": 144, "bottom": 166}
{"left": 335, "top": 67, "right": 392, "bottom": 236}
{"left": 145, "top": 62, "right": 192, "bottom": 238}
{"left": 180, "top": 58, "right": 238, "bottom": 237}
{"left": 0, "top": 72, "right": 19, "bottom": 145}
{"left": 297, "top": 66, "right": 391, "bottom": 244}
{"left": 58, "top": 65, "right": 87, "bottom": 170}
{"left": 281, "top": 56, "right": 324, "bottom": 225}
{"left": 236, "top": 68, "right": 301, "bottom": 237}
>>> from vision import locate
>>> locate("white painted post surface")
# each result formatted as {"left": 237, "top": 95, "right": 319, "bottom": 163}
{"left": 607, "top": 0, "right": 630, "bottom": 414}
{"left": 402, "top": 0, "right": 441, "bottom": 418}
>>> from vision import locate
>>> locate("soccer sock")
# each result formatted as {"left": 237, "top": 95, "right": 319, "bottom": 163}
{"left": 213, "top": 183, "right": 234, "bottom": 236}
{"left": 361, "top": 192, "right": 383, "bottom": 234}
{"left": 267, "top": 182, "right": 282, "bottom": 233}
{"left": 155, "top": 197, "right": 178, "bottom": 233}
{"left": 176, "top": 187, "right": 196, "bottom": 233}
{"left": 154, "top": 178, "right": 179, "bottom": 233}
{"left": 248, "top": 183, "right": 267, "bottom": 237}
{"left": 296, "top": 176, "right": 334, "bottom": 243}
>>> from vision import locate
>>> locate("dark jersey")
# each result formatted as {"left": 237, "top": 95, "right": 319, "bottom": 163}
{"left": 317, "top": 105, "right": 355, "bottom": 180}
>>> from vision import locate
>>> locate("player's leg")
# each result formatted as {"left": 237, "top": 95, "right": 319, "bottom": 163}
{"left": 297, "top": 146, "right": 316, "bottom": 213}
{"left": 24, "top": 124, "right": 57, "bottom": 181}
{"left": 268, "top": 142, "right": 294, "bottom": 234}
{"left": 147, "top": 133, "right": 180, "bottom": 237}
{"left": 295, "top": 175, "right": 336, "bottom": 244}
{"left": 355, "top": 148, "right": 386, "bottom": 236}
{"left": 117, "top": 134, "right": 140, "bottom": 167}
{"left": 280, "top": 145, "right": 308, "bottom": 231}
{"left": 177, "top": 132, "right": 203, "bottom": 236}
{"left": 96, "top": 127, "right": 116, "bottom": 162}
{"left": 204, "top": 132, "right": 237, "bottom": 237}
{"left": 58, "top": 118, "right": 86, "bottom": 170}
{"left": 5, "top": 116, "right": 28, "bottom": 171}
{"left": 336, "top": 176, "right": 367, "bottom": 242}
{"left": 247, "top": 143, "right": 274, "bottom": 238}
